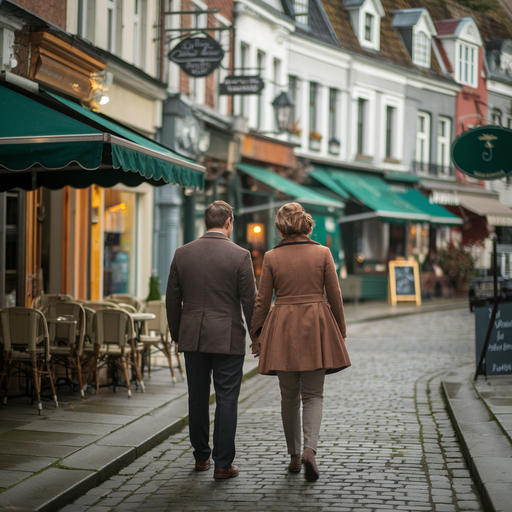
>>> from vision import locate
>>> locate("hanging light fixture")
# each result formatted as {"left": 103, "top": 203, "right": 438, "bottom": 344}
{"left": 272, "top": 91, "right": 295, "bottom": 133}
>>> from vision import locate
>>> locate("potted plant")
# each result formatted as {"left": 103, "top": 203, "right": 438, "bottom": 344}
{"left": 329, "top": 138, "right": 340, "bottom": 154}
{"left": 288, "top": 122, "right": 302, "bottom": 144}
{"left": 309, "top": 131, "right": 322, "bottom": 151}
{"left": 436, "top": 245, "right": 475, "bottom": 294}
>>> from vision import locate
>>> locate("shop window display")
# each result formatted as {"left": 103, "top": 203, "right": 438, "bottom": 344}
{"left": 103, "top": 190, "right": 136, "bottom": 296}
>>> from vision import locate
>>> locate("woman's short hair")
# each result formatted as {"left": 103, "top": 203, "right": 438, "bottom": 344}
{"left": 274, "top": 202, "right": 314, "bottom": 237}
{"left": 204, "top": 201, "right": 234, "bottom": 229}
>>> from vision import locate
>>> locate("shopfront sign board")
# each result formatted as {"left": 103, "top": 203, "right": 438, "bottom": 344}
{"left": 475, "top": 302, "right": 512, "bottom": 375}
{"left": 451, "top": 125, "right": 512, "bottom": 180}
{"left": 388, "top": 259, "right": 421, "bottom": 306}
{"left": 168, "top": 35, "right": 224, "bottom": 77}
{"left": 219, "top": 75, "right": 265, "bottom": 95}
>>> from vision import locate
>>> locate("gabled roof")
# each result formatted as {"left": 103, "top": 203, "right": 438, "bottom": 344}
{"left": 392, "top": 8, "right": 424, "bottom": 29}
{"left": 433, "top": 37, "right": 453, "bottom": 74}
{"left": 434, "top": 18, "right": 462, "bottom": 37}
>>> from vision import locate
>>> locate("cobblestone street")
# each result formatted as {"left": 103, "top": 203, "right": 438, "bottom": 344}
{"left": 65, "top": 308, "right": 483, "bottom": 512}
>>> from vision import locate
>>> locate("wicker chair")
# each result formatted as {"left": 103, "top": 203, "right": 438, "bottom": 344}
{"left": 31, "top": 294, "right": 73, "bottom": 310}
{"left": 105, "top": 294, "right": 143, "bottom": 312}
{"left": 139, "top": 300, "right": 184, "bottom": 383}
{"left": 42, "top": 302, "right": 86, "bottom": 398}
{"left": 94, "top": 309, "right": 145, "bottom": 398}
{"left": 0, "top": 308, "right": 58, "bottom": 413}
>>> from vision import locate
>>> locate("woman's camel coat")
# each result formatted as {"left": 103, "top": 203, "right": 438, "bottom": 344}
{"left": 250, "top": 238, "right": 351, "bottom": 376}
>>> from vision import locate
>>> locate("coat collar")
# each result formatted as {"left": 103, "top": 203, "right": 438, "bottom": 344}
{"left": 200, "top": 231, "right": 232, "bottom": 241}
{"left": 274, "top": 237, "right": 320, "bottom": 249}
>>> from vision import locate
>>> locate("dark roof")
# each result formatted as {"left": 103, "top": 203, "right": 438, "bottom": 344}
{"left": 433, "top": 37, "right": 453, "bottom": 73}
{"left": 392, "top": 8, "right": 425, "bottom": 28}
{"left": 294, "top": 0, "right": 340, "bottom": 46}
{"left": 343, "top": 0, "right": 365, "bottom": 7}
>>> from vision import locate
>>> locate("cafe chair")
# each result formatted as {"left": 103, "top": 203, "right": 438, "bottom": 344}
{"left": 94, "top": 309, "right": 145, "bottom": 398}
{"left": 0, "top": 308, "right": 58, "bottom": 414}
{"left": 139, "top": 300, "right": 184, "bottom": 383}
{"left": 42, "top": 301, "right": 86, "bottom": 398}
{"left": 105, "top": 294, "right": 143, "bottom": 312}
{"left": 31, "top": 294, "right": 73, "bottom": 310}
{"left": 82, "top": 301, "right": 120, "bottom": 311}
{"left": 81, "top": 306, "right": 98, "bottom": 391}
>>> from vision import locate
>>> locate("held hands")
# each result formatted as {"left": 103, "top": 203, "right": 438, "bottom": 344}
{"left": 250, "top": 341, "right": 261, "bottom": 358}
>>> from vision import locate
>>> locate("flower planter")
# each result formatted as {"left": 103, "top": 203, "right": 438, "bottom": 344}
{"left": 329, "top": 140, "right": 340, "bottom": 154}
{"left": 309, "top": 138, "right": 321, "bottom": 151}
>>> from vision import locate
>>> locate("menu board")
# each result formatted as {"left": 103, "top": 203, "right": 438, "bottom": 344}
{"left": 475, "top": 302, "right": 512, "bottom": 376}
{"left": 388, "top": 260, "right": 421, "bottom": 306}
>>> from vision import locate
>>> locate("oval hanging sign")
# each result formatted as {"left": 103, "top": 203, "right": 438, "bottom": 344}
{"left": 168, "top": 35, "right": 224, "bottom": 78}
{"left": 451, "top": 125, "right": 512, "bottom": 180}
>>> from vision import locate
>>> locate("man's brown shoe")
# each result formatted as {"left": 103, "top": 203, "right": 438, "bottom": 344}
{"left": 213, "top": 465, "right": 239, "bottom": 479}
{"left": 302, "top": 448, "right": 319, "bottom": 482}
{"left": 195, "top": 459, "right": 211, "bottom": 471}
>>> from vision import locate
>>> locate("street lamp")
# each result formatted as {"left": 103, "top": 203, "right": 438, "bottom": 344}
{"left": 272, "top": 91, "right": 295, "bottom": 133}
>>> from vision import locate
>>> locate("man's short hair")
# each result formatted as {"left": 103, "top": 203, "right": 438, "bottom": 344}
{"left": 205, "top": 201, "right": 234, "bottom": 230}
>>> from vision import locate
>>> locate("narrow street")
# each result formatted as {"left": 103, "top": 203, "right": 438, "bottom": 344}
{"left": 65, "top": 308, "right": 483, "bottom": 512}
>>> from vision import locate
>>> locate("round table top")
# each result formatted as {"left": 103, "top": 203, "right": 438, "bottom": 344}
{"left": 130, "top": 313, "right": 156, "bottom": 321}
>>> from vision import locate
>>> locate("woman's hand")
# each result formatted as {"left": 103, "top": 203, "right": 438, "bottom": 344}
{"left": 250, "top": 342, "right": 261, "bottom": 358}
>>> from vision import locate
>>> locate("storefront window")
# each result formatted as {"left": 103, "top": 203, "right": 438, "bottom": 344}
{"left": 103, "top": 190, "right": 137, "bottom": 296}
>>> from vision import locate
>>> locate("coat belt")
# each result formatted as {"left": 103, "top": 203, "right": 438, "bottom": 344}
{"left": 274, "top": 294, "right": 326, "bottom": 305}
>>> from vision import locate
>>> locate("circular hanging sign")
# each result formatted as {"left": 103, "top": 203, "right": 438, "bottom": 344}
{"left": 168, "top": 35, "right": 224, "bottom": 78}
{"left": 451, "top": 125, "right": 512, "bottom": 180}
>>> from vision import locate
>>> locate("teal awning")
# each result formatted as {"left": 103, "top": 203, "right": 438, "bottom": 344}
{"left": 238, "top": 163, "right": 344, "bottom": 211}
{"left": 384, "top": 170, "right": 420, "bottom": 183}
{"left": 0, "top": 84, "right": 205, "bottom": 191}
{"left": 396, "top": 189, "right": 462, "bottom": 226}
{"left": 310, "top": 168, "right": 428, "bottom": 223}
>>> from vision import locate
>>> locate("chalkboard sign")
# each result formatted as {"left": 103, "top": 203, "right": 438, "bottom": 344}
{"left": 475, "top": 303, "right": 512, "bottom": 375}
{"left": 388, "top": 260, "right": 421, "bottom": 306}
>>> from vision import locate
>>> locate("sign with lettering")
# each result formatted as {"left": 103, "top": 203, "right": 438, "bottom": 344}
{"left": 388, "top": 260, "right": 421, "bottom": 306}
{"left": 219, "top": 75, "right": 265, "bottom": 95}
{"left": 451, "top": 125, "right": 512, "bottom": 180}
{"left": 168, "top": 35, "right": 224, "bottom": 78}
{"left": 475, "top": 302, "right": 512, "bottom": 375}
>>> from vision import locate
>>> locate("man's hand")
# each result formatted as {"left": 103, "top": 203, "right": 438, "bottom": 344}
{"left": 250, "top": 342, "right": 261, "bottom": 358}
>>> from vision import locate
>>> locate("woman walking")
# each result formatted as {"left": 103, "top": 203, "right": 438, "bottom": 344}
{"left": 250, "top": 202, "right": 351, "bottom": 482}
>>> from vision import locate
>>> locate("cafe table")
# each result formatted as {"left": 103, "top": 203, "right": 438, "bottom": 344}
{"left": 128, "top": 312, "right": 156, "bottom": 390}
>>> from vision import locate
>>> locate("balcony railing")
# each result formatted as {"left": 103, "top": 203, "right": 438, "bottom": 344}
{"left": 412, "top": 161, "right": 456, "bottom": 180}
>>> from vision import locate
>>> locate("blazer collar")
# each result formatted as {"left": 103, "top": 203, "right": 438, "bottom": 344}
{"left": 200, "top": 232, "right": 232, "bottom": 241}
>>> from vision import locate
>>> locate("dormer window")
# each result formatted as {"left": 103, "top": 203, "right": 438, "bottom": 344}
{"left": 392, "top": 9, "right": 436, "bottom": 69}
{"left": 344, "top": 0, "right": 384, "bottom": 52}
{"left": 365, "top": 13, "right": 373, "bottom": 41}
{"left": 294, "top": 0, "right": 309, "bottom": 25}
{"left": 414, "top": 31, "right": 430, "bottom": 67}
{"left": 457, "top": 43, "right": 477, "bottom": 87}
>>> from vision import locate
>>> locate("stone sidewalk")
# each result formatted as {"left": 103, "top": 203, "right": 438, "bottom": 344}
{"left": 63, "top": 307, "right": 491, "bottom": 512}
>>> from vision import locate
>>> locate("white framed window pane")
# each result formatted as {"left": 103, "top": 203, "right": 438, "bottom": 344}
{"left": 365, "top": 13, "right": 372, "bottom": 41}
{"left": 294, "top": 0, "right": 309, "bottom": 25}
{"left": 357, "top": 98, "right": 367, "bottom": 155}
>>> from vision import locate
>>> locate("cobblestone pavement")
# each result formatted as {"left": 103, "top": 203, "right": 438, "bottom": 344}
{"left": 65, "top": 309, "right": 483, "bottom": 512}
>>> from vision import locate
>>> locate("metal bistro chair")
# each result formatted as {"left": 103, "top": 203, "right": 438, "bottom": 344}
{"left": 81, "top": 306, "right": 98, "bottom": 391}
{"left": 139, "top": 300, "right": 184, "bottom": 383}
{"left": 94, "top": 309, "right": 145, "bottom": 398}
{"left": 0, "top": 308, "right": 58, "bottom": 413}
{"left": 105, "top": 294, "right": 143, "bottom": 312}
{"left": 31, "top": 294, "right": 73, "bottom": 310}
{"left": 42, "top": 302, "right": 86, "bottom": 398}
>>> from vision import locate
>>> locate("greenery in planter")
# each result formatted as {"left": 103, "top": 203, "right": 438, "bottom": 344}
{"left": 436, "top": 245, "right": 475, "bottom": 287}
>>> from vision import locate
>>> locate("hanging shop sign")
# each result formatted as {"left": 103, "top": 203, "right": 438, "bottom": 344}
{"left": 451, "top": 125, "right": 512, "bottom": 180}
{"left": 219, "top": 75, "right": 265, "bottom": 95}
{"left": 168, "top": 35, "right": 224, "bottom": 77}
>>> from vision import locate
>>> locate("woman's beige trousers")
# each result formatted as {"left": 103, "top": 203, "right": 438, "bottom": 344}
{"left": 276, "top": 369, "right": 326, "bottom": 454}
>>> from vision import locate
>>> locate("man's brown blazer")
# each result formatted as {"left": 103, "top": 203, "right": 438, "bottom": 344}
{"left": 166, "top": 232, "right": 257, "bottom": 355}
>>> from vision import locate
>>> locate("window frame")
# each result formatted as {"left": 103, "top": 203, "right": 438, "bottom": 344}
{"left": 385, "top": 105, "right": 396, "bottom": 159}
{"left": 107, "top": 0, "right": 115, "bottom": 53}
{"left": 294, "top": 0, "right": 309, "bottom": 25}
{"left": 456, "top": 42, "right": 478, "bottom": 88}
{"left": 328, "top": 88, "right": 340, "bottom": 154}
{"left": 413, "top": 31, "right": 430, "bottom": 68}
{"left": 437, "top": 116, "right": 451, "bottom": 175}
{"left": 256, "top": 50, "right": 266, "bottom": 131}
{"left": 357, "top": 98, "right": 368, "bottom": 156}
{"left": 134, "top": 0, "right": 141, "bottom": 66}
{"left": 364, "top": 13, "right": 373, "bottom": 42}
{"left": 416, "top": 111, "right": 431, "bottom": 172}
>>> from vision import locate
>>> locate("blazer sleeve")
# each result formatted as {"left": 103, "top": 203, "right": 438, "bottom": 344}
{"left": 238, "top": 250, "right": 257, "bottom": 334}
{"left": 166, "top": 251, "right": 182, "bottom": 344}
{"left": 250, "top": 253, "right": 273, "bottom": 337}
{"left": 324, "top": 248, "right": 347, "bottom": 339}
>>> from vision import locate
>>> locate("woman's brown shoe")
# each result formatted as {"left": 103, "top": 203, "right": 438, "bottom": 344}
{"left": 288, "top": 455, "right": 301, "bottom": 473}
{"left": 302, "top": 448, "right": 319, "bottom": 482}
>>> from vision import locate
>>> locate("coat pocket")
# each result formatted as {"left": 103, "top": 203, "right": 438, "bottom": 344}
{"left": 177, "top": 311, "right": 203, "bottom": 352}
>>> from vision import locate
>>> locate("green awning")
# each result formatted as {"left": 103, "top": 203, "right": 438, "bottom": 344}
{"left": 306, "top": 168, "right": 351, "bottom": 199}
{"left": 0, "top": 84, "right": 204, "bottom": 191}
{"left": 384, "top": 170, "right": 420, "bottom": 183}
{"left": 238, "top": 163, "right": 344, "bottom": 211}
{"left": 396, "top": 189, "right": 462, "bottom": 226}
{"left": 310, "top": 168, "right": 428, "bottom": 223}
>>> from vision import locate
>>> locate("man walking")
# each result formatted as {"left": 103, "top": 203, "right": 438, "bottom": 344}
{"left": 166, "top": 201, "right": 257, "bottom": 479}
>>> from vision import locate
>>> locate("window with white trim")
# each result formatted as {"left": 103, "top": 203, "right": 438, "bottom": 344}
{"left": 107, "top": 0, "right": 115, "bottom": 52}
{"left": 357, "top": 98, "right": 368, "bottom": 156}
{"left": 293, "top": 0, "right": 309, "bottom": 25}
{"left": 385, "top": 106, "right": 396, "bottom": 159}
{"left": 364, "top": 13, "right": 373, "bottom": 42}
{"left": 328, "top": 89, "right": 339, "bottom": 153}
{"left": 413, "top": 31, "right": 430, "bottom": 67}
{"left": 457, "top": 43, "right": 477, "bottom": 87}
{"left": 134, "top": 0, "right": 141, "bottom": 66}
{"left": 256, "top": 51, "right": 265, "bottom": 130}
{"left": 416, "top": 112, "right": 430, "bottom": 172}
{"left": 309, "top": 82, "right": 319, "bottom": 148}
{"left": 273, "top": 58, "right": 281, "bottom": 133}
{"left": 239, "top": 43, "right": 249, "bottom": 117}
{"left": 437, "top": 117, "right": 451, "bottom": 175}
{"left": 491, "top": 109, "right": 502, "bottom": 126}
